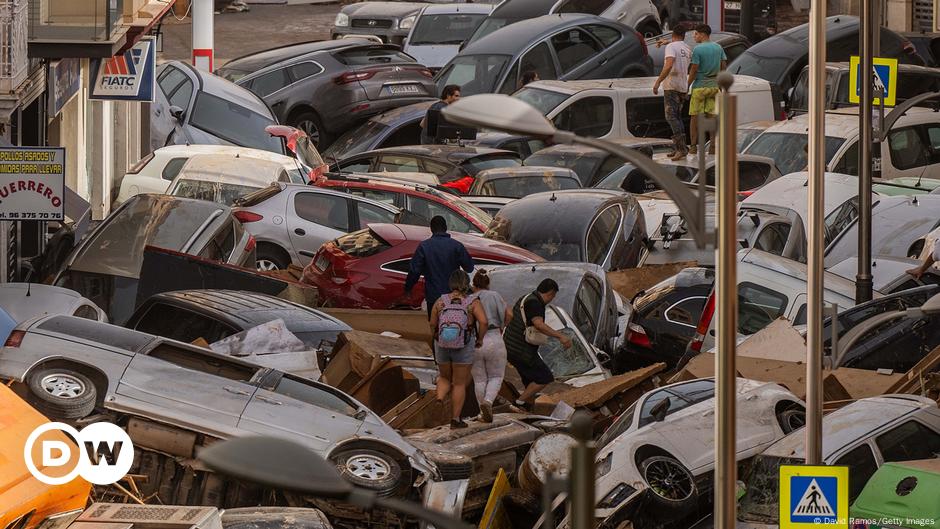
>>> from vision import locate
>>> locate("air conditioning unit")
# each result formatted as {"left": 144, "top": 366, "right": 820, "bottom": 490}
{"left": 70, "top": 504, "right": 223, "bottom": 529}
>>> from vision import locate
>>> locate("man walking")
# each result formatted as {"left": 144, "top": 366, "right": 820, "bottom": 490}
{"left": 686, "top": 24, "right": 727, "bottom": 155}
{"left": 421, "top": 85, "right": 461, "bottom": 145}
{"left": 653, "top": 26, "right": 692, "bottom": 159}
{"left": 404, "top": 215, "right": 475, "bottom": 317}
{"left": 503, "top": 279, "right": 572, "bottom": 407}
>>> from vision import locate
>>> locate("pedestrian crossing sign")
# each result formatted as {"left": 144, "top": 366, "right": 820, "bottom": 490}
{"left": 780, "top": 465, "right": 849, "bottom": 529}
{"left": 848, "top": 56, "right": 898, "bottom": 107}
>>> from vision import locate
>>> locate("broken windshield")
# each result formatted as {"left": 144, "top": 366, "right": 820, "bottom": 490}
{"left": 538, "top": 309, "right": 594, "bottom": 378}
{"left": 739, "top": 455, "right": 804, "bottom": 523}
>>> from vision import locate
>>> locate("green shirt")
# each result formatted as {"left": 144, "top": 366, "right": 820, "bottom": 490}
{"left": 691, "top": 41, "right": 727, "bottom": 89}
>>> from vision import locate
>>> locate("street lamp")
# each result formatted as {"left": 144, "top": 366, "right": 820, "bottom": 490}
{"left": 441, "top": 94, "right": 712, "bottom": 248}
{"left": 198, "top": 436, "right": 473, "bottom": 529}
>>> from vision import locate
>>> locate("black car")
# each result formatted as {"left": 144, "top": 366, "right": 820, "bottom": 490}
{"left": 485, "top": 189, "right": 646, "bottom": 270}
{"left": 646, "top": 30, "right": 751, "bottom": 75}
{"left": 126, "top": 289, "right": 351, "bottom": 350}
{"left": 331, "top": 145, "right": 522, "bottom": 194}
{"left": 216, "top": 40, "right": 437, "bottom": 149}
{"left": 622, "top": 267, "right": 714, "bottom": 370}
{"left": 524, "top": 138, "right": 672, "bottom": 186}
{"left": 901, "top": 30, "right": 940, "bottom": 67}
{"left": 729, "top": 15, "right": 924, "bottom": 105}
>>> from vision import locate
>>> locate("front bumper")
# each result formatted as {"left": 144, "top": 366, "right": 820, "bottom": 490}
{"left": 333, "top": 26, "right": 409, "bottom": 45}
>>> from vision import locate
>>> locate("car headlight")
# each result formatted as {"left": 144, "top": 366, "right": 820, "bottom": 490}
{"left": 399, "top": 15, "right": 415, "bottom": 29}
{"left": 597, "top": 483, "right": 638, "bottom": 509}
{"left": 334, "top": 12, "right": 349, "bottom": 27}
{"left": 596, "top": 453, "right": 613, "bottom": 478}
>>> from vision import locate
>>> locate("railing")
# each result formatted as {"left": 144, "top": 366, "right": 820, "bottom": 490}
{"left": 28, "top": 0, "right": 124, "bottom": 42}
{"left": 0, "top": 0, "right": 27, "bottom": 93}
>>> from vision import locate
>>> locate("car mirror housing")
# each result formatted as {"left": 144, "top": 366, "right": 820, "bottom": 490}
{"left": 649, "top": 398, "right": 670, "bottom": 422}
{"left": 169, "top": 105, "right": 186, "bottom": 122}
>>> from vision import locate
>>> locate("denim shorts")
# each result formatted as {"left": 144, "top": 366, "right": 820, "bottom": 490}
{"left": 435, "top": 341, "right": 475, "bottom": 365}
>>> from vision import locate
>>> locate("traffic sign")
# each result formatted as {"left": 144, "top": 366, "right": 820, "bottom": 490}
{"left": 849, "top": 56, "right": 898, "bottom": 107}
{"left": 780, "top": 465, "right": 849, "bottom": 529}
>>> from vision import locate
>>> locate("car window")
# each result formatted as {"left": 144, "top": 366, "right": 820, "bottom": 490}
{"left": 638, "top": 379, "right": 715, "bottom": 428}
{"left": 288, "top": 61, "right": 323, "bottom": 81}
{"left": 528, "top": 139, "right": 546, "bottom": 154}
{"left": 754, "top": 222, "right": 791, "bottom": 256}
{"left": 665, "top": 297, "right": 707, "bottom": 327}
{"left": 738, "top": 282, "right": 788, "bottom": 334}
{"left": 162, "top": 157, "right": 189, "bottom": 181}
{"left": 833, "top": 140, "right": 859, "bottom": 176}
{"left": 738, "top": 162, "right": 772, "bottom": 191}
{"left": 421, "top": 158, "right": 451, "bottom": 176}
{"left": 294, "top": 192, "right": 350, "bottom": 231}
{"left": 501, "top": 140, "right": 526, "bottom": 157}
{"left": 158, "top": 67, "right": 187, "bottom": 97}
{"left": 793, "top": 304, "right": 807, "bottom": 325}
{"left": 585, "top": 24, "right": 621, "bottom": 47}
{"left": 345, "top": 187, "right": 398, "bottom": 205}
{"left": 499, "top": 60, "right": 520, "bottom": 94}
{"left": 377, "top": 155, "right": 421, "bottom": 172}
{"left": 925, "top": 124, "right": 940, "bottom": 164}
{"left": 833, "top": 444, "right": 879, "bottom": 502}
{"left": 408, "top": 196, "right": 473, "bottom": 233}
{"left": 73, "top": 304, "right": 100, "bottom": 320}
{"left": 133, "top": 302, "right": 237, "bottom": 343}
{"left": 552, "top": 96, "right": 614, "bottom": 138}
{"left": 888, "top": 126, "right": 929, "bottom": 170}
{"left": 520, "top": 42, "right": 558, "bottom": 82}
{"left": 189, "top": 92, "right": 281, "bottom": 152}
{"left": 626, "top": 97, "right": 679, "bottom": 138}
{"left": 573, "top": 277, "right": 603, "bottom": 339}
{"left": 723, "top": 42, "right": 749, "bottom": 64}
{"left": 597, "top": 401, "right": 637, "bottom": 448}
{"left": 248, "top": 68, "right": 290, "bottom": 98}
{"left": 824, "top": 197, "right": 859, "bottom": 246}
{"left": 382, "top": 258, "right": 411, "bottom": 273}
{"left": 550, "top": 28, "right": 603, "bottom": 73}
{"left": 148, "top": 343, "right": 257, "bottom": 382}
{"left": 595, "top": 155, "right": 624, "bottom": 184}
{"left": 356, "top": 201, "right": 395, "bottom": 229}
{"left": 587, "top": 205, "right": 622, "bottom": 264}
{"left": 272, "top": 374, "right": 358, "bottom": 416}
{"left": 168, "top": 78, "right": 194, "bottom": 109}
{"left": 875, "top": 420, "right": 940, "bottom": 462}
{"left": 554, "top": 0, "right": 612, "bottom": 15}
{"left": 198, "top": 219, "right": 237, "bottom": 261}
{"left": 338, "top": 158, "right": 373, "bottom": 173}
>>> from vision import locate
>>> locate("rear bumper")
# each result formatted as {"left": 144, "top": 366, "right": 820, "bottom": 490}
{"left": 332, "top": 27, "right": 409, "bottom": 45}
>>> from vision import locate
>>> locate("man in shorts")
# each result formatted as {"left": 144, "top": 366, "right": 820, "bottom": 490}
{"left": 653, "top": 25, "right": 692, "bottom": 159}
{"left": 686, "top": 24, "right": 727, "bottom": 155}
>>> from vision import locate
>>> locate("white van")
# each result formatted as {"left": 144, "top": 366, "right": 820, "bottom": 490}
{"left": 513, "top": 75, "right": 777, "bottom": 140}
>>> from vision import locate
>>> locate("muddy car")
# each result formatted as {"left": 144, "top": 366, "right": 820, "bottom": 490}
{"left": 468, "top": 166, "right": 581, "bottom": 198}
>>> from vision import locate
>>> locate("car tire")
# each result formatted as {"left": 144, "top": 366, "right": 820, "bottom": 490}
{"left": 290, "top": 111, "right": 330, "bottom": 149}
{"left": 639, "top": 455, "right": 697, "bottom": 512}
{"left": 330, "top": 449, "right": 403, "bottom": 496}
{"left": 637, "top": 20, "right": 661, "bottom": 39}
{"left": 26, "top": 368, "right": 97, "bottom": 420}
{"left": 778, "top": 408, "right": 806, "bottom": 434}
{"left": 256, "top": 245, "right": 290, "bottom": 271}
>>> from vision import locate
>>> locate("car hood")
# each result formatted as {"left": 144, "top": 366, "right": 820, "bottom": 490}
{"left": 342, "top": 2, "right": 428, "bottom": 17}
{"left": 402, "top": 44, "right": 459, "bottom": 69}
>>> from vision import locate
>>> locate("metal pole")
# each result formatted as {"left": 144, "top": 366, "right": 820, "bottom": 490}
{"left": 857, "top": 0, "right": 874, "bottom": 304}
{"left": 806, "top": 0, "right": 826, "bottom": 466}
{"left": 569, "top": 412, "right": 595, "bottom": 529}
{"left": 715, "top": 71, "right": 738, "bottom": 529}
{"left": 192, "top": 0, "right": 214, "bottom": 72}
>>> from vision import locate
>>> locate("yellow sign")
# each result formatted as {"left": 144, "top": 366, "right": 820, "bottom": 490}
{"left": 848, "top": 56, "right": 898, "bottom": 107}
{"left": 479, "top": 468, "right": 511, "bottom": 529}
{"left": 780, "top": 465, "right": 849, "bottom": 529}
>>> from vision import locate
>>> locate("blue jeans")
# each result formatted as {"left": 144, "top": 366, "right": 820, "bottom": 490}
{"left": 664, "top": 90, "right": 686, "bottom": 137}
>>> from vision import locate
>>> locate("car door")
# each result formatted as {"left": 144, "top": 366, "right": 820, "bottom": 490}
{"left": 917, "top": 122, "right": 940, "bottom": 180}
{"left": 550, "top": 26, "right": 607, "bottom": 81}
{"left": 829, "top": 442, "right": 881, "bottom": 503}
{"left": 883, "top": 125, "right": 932, "bottom": 180}
{"left": 114, "top": 342, "right": 260, "bottom": 428}
{"left": 152, "top": 66, "right": 196, "bottom": 151}
{"left": 585, "top": 205, "right": 623, "bottom": 269}
{"left": 288, "top": 189, "right": 352, "bottom": 262}
{"left": 549, "top": 93, "right": 616, "bottom": 138}
{"left": 352, "top": 198, "right": 398, "bottom": 230}
{"left": 516, "top": 41, "right": 560, "bottom": 86}
{"left": 572, "top": 276, "right": 604, "bottom": 347}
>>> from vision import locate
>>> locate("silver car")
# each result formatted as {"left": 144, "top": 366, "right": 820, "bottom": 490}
{"left": 232, "top": 183, "right": 402, "bottom": 270}
{"left": 0, "top": 314, "right": 438, "bottom": 497}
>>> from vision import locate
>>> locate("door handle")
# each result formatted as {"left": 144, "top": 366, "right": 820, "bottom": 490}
{"left": 256, "top": 395, "right": 282, "bottom": 405}
{"left": 599, "top": 58, "right": 609, "bottom": 66}
{"left": 223, "top": 386, "right": 251, "bottom": 396}
{"left": 294, "top": 228, "right": 306, "bottom": 236}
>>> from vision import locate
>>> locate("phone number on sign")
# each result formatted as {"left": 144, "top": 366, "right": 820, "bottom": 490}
{"left": 2, "top": 212, "right": 61, "bottom": 220}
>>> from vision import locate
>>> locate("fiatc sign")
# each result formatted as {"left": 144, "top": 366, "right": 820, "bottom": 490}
{"left": 0, "top": 147, "right": 65, "bottom": 221}
{"left": 90, "top": 36, "right": 156, "bottom": 102}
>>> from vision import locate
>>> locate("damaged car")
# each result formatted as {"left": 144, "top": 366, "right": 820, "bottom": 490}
{"left": 467, "top": 166, "right": 582, "bottom": 198}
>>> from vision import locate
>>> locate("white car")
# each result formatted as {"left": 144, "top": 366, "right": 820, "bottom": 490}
{"left": 114, "top": 144, "right": 309, "bottom": 205}
{"left": 592, "top": 378, "right": 804, "bottom": 526}
{"left": 404, "top": 3, "right": 494, "bottom": 71}
{"left": 168, "top": 154, "right": 297, "bottom": 206}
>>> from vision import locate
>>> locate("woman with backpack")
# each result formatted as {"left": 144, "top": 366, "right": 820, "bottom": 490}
{"left": 430, "top": 269, "right": 487, "bottom": 429}
{"left": 469, "top": 269, "right": 512, "bottom": 423}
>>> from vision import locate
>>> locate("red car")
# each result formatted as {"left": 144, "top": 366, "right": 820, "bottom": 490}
{"left": 303, "top": 223, "right": 543, "bottom": 308}
{"left": 317, "top": 177, "right": 492, "bottom": 234}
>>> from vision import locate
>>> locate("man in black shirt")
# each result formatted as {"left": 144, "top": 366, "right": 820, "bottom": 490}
{"left": 420, "top": 84, "right": 461, "bottom": 145}
{"left": 503, "top": 278, "right": 572, "bottom": 406}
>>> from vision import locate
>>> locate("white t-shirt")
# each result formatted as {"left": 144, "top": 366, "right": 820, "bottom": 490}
{"left": 663, "top": 41, "right": 692, "bottom": 93}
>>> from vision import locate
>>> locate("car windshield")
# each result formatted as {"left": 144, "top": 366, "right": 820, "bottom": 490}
{"left": 513, "top": 87, "right": 570, "bottom": 116}
{"left": 410, "top": 13, "right": 488, "bottom": 45}
{"left": 172, "top": 180, "right": 261, "bottom": 206}
{"left": 467, "top": 17, "right": 511, "bottom": 45}
{"left": 744, "top": 132, "right": 845, "bottom": 175}
{"left": 464, "top": 155, "right": 522, "bottom": 175}
{"left": 525, "top": 153, "right": 600, "bottom": 184}
{"left": 481, "top": 176, "right": 580, "bottom": 198}
{"left": 190, "top": 92, "right": 283, "bottom": 152}
{"left": 519, "top": 241, "right": 582, "bottom": 261}
{"left": 739, "top": 455, "right": 805, "bottom": 523}
{"left": 597, "top": 401, "right": 637, "bottom": 448}
{"left": 538, "top": 310, "right": 595, "bottom": 378}
{"left": 738, "top": 128, "right": 765, "bottom": 151}
{"left": 437, "top": 54, "right": 510, "bottom": 96}
{"left": 730, "top": 52, "right": 795, "bottom": 86}
{"left": 324, "top": 120, "right": 391, "bottom": 161}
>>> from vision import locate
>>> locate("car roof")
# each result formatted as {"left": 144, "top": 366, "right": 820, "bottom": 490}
{"left": 490, "top": 0, "right": 559, "bottom": 18}
{"left": 475, "top": 165, "right": 579, "bottom": 180}
{"left": 420, "top": 3, "right": 495, "bottom": 14}
{"left": 481, "top": 261, "right": 605, "bottom": 310}
{"left": 363, "top": 145, "right": 516, "bottom": 163}
{"left": 367, "top": 223, "right": 543, "bottom": 261}
{"left": 219, "top": 40, "right": 368, "bottom": 73}
{"left": 175, "top": 154, "right": 288, "bottom": 186}
{"left": 762, "top": 395, "right": 937, "bottom": 460}
{"left": 649, "top": 152, "right": 776, "bottom": 169}
{"left": 274, "top": 182, "right": 401, "bottom": 210}
{"left": 738, "top": 247, "right": 863, "bottom": 300}
{"left": 526, "top": 74, "right": 771, "bottom": 95}
{"left": 0, "top": 284, "right": 94, "bottom": 322}
{"left": 154, "top": 144, "right": 297, "bottom": 163}
{"left": 494, "top": 189, "right": 630, "bottom": 240}
{"left": 743, "top": 172, "right": 870, "bottom": 219}
{"left": 827, "top": 255, "right": 925, "bottom": 292}
{"left": 759, "top": 106, "right": 938, "bottom": 139}
{"left": 162, "top": 61, "right": 271, "bottom": 117}
{"left": 460, "top": 14, "right": 615, "bottom": 55}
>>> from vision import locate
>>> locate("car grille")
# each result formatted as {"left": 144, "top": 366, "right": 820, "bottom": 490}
{"left": 351, "top": 18, "right": 394, "bottom": 29}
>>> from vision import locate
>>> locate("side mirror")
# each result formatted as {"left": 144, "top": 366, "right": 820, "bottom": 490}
{"left": 169, "top": 105, "right": 186, "bottom": 122}
{"left": 649, "top": 398, "right": 670, "bottom": 422}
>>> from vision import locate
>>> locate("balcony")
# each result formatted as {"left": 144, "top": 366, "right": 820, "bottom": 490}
{"left": 28, "top": 0, "right": 127, "bottom": 57}
{"left": 0, "top": 0, "right": 28, "bottom": 94}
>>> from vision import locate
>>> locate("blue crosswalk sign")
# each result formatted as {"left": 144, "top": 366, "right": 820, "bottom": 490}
{"left": 849, "top": 56, "right": 898, "bottom": 107}
{"left": 780, "top": 465, "right": 849, "bottom": 529}
{"left": 790, "top": 476, "right": 839, "bottom": 523}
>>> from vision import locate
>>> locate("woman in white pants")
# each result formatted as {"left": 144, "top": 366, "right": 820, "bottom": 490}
{"left": 470, "top": 269, "right": 512, "bottom": 422}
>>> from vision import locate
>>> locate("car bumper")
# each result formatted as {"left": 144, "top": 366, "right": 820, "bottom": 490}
{"left": 332, "top": 27, "right": 409, "bottom": 45}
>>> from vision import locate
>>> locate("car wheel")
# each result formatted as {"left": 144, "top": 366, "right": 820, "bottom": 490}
{"left": 640, "top": 455, "right": 697, "bottom": 511}
{"left": 256, "top": 246, "right": 289, "bottom": 271}
{"left": 27, "top": 368, "right": 97, "bottom": 420}
{"left": 291, "top": 111, "right": 330, "bottom": 149}
{"left": 331, "top": 449, "right": 403, "bottom": 495}
{"left": 778, "top": 408, "right": 806, "bottom": 433}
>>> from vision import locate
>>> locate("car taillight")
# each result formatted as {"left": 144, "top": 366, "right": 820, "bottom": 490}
{"left": 689, "top": 291, "right": 716, "bottom": 353}
{"left": 335, "top": 71, "right": 376, "bottom": 84}
{"left": 308, "top": 164, "right": 329, "bottom": 184}
{"left": 442, "top": 175, "right": 474, "bottom": 194}
{"left": 636, "top": 31, "right": 648, "bottom": 56}
{"left": 233, "top": 211, "right": 263, "bottom": 223}
{"left": 245, "top": 234, "right": 256, "bottom": 253}
{"left": 737, "top": 190, "right": 755, "bottom": 200}
{"left": 5, "top": 330, "right": 24, "bottom": 347}
{"left": 627, "top": 323, "right": 652, "bottom": 349}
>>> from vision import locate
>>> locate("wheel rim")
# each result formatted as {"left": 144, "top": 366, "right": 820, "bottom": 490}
{"left": 644, "top": 459, "right": 694, "bottom": 501}
{"left": 256, "top": 259, "right": 280, "bottom": 271}
{"left": 345, "top": 454, "right": 390, "bottom": 482}
{"left": 297, "top": 119, "right": 321, "bottom": 146}
{"left": 40, "top": 373, "right": 86, "bottom": 399}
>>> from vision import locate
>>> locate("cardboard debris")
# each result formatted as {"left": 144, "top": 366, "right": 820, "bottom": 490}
{"left": 737, "top": 318, "right": 808, "bottom": 362}
{"left": 606, "top": 261, "right": 698, "bottom": 301}
{"left": 256, "top": 264, "right": 305, "bottom": 282}
{"left": 322, "top": 308, "right": 433, "bottom": 344}
{"left": 207, "top": 319, "right": 322, "bottom": 380}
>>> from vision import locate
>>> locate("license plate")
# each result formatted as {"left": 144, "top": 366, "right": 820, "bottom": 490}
{"left": 388, "top": 84, "right": 421, "bottom": 95}
{"left": 724, "top": 1, "right": 740, "bottom": 8}
{"left": 314, "top": 253, "right": 330, "bottom": 272}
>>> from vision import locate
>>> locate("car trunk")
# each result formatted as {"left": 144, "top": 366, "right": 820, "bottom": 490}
{"left": 356, "top": 64, "right": 434, "bottom": 102}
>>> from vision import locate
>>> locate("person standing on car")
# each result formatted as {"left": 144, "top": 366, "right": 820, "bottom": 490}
{"left": 421, "top": 85, "right": 461, "bottom": 145}
{"left": 403, "top": 215, "right": 475, "bottom": 317}
{"left": 503, "top": 278, "right": 572, "bottom": 407}
{"left": 686, "top": 24, "right": 726, "bottom": 155}
{"left": 907, "top": 232, "right": 940, "bottom": 279}
{"left": 653, "top": 25, "right": 692, "bottom": 160}
{"left": 469, "top": 269, "right": 512, "bottom": 422}
{"left": 430, "top": 270, "right": 487, "bottom": 429}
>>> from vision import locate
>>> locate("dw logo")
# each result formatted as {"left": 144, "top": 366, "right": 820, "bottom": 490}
{"left": 24, "top": 422, "right": 134, "bottom": 485}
